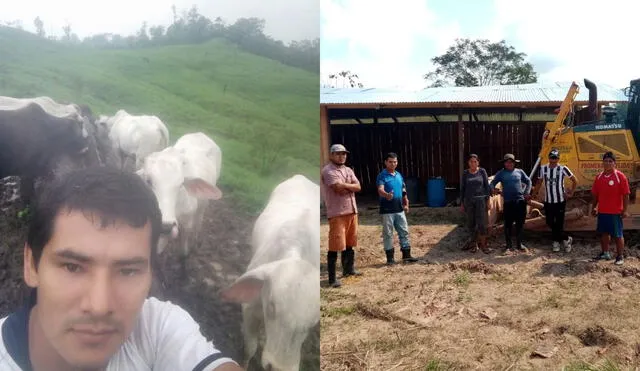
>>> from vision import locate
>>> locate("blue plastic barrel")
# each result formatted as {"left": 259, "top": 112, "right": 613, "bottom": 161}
{"left": 426, "top": 177, "right": 446, "bottom": 207}
{"left": 405, "top": 177, "right": 419, "bottom": 204}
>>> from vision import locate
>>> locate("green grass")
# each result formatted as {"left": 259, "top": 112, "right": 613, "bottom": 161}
{"left": 563, "top": 359, "right": 624, "bottom": 371}
{"left": 453, "top": 270, "right": 471, "bottom": 288}
{"left": 0, "top": 26, "right": 319, "bottom": 213}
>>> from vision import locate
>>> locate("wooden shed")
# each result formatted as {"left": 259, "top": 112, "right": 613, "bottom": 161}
{"left": 320, "top": 81, "right": 627, "bottom": 203}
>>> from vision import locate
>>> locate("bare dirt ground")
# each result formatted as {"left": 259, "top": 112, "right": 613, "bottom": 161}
{"left": 321, "top": 205, "right": 640, "bottom": 371}
{"left": 0, "top": 176, "right": 319, "bottom": 371}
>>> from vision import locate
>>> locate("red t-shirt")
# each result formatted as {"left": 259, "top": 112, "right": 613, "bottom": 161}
{"left": 591, "top": 169, "right": 630, "bottom": 214}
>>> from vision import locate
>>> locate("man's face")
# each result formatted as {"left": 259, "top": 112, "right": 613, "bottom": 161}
{"left": 549, "top": 156, "right": 559, "bottom": 165}
{"left": 330, "top": 151, "right": 347, "bottom": 165}
{"left": 385, "top": 157, "right": 398, "bottom": 171}
{"left": 603, "top": 157, "right": 615, "bottom": 171}
{"left": 24, "top": 210, "right": 153, "bottom": 369}
{"left": 504, "top": 160, "right": 515, "bottom": 170}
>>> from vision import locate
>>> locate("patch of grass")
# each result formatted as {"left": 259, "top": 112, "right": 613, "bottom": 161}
{"left": 375, "top": 296, "right": 400, "bottom": 306}
{"left": 456, "top": 292, "right": 472, "bottom": 303}
{"left": 322, "top": 305, "right": 356, "bottom": 318}
{"left": 490, "top": 272, "right": 511, "bottom": 283}
{"left": 453, "top": 270, "right": 471, "bottom": 288}
{"left": 0, "top": 26, "right": 318, "bottom": 213}
{"left": 541, "top": 291, "right": 563, "bottom": 309}
{"left": 424, "top": 359, "right": 461, "bottom": 371}
{"left": 505, "top": 344, "right": 529, "bottom": 359}
{"left": 563, "top": 358, "right": 623, "bottom": 371}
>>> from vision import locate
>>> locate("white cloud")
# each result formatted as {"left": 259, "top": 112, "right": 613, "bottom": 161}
{"left": 490, "top": 0, "right": 640, "bottom": 88}
{"left": 322, "top": 0, "right": 640, "bottom": 90}
{"left": 321, "top": 0, "right": 461, "bottom": 89}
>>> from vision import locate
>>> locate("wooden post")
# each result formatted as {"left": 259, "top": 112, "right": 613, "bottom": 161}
{"left": 320, "top": 105, "right": 330, "bottom": 168}
{"left": 458, "top": 111, "right": 464, "bottom": 181}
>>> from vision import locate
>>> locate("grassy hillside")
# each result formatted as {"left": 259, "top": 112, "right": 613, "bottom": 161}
{"left": 0, "top": 26, "right": 319, "bottom": 213}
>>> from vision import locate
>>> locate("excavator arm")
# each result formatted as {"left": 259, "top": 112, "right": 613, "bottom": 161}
{"left": 530, "top": 82, "right": 580, "bottom": 198}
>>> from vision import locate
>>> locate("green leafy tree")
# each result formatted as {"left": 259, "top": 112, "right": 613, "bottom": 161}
{"left": 424, "top": 38, "right": 538, "bottom": 87}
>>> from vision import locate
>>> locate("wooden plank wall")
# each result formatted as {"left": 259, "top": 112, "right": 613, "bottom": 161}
{"left": 329, "top": 121, "right": 547, "bottom": 199}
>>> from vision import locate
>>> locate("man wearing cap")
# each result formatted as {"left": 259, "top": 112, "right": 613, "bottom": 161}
{"left": 533, "top": 149, "right": 578, "bottom": 252}
{"left": 321, "top": 144, "right": 362, "bottom": 288}
{"left": 376, "top": 152, "right": 419, "bottom": 264}
{"left": 591, "top": 151, "right": 630, "bottom": 265}
{"left": 489, "top": 153, "right": 533, "bottom": 253}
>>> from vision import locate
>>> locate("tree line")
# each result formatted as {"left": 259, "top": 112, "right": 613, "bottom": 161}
{"left": 18, "top": 5, "right": 319, "bottom": 74}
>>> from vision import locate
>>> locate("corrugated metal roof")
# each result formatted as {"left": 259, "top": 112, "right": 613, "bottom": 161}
{"left": 320, "top": 81, "right": 628, "bottom": 105}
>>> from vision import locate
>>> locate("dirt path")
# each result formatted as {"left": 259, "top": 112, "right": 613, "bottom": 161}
{"left": 321, "top": 207, "right": 640, "bottom": 370}
{"left": 0, "top": 176, "right": 319, "bottom": 370}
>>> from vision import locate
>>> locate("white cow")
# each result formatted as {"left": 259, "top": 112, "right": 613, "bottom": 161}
{"left": 137, "top": 132, "right": 223, "bottom": 257}
{"left": 106, "top": 110, "right": 170, "bottom": 171}
{"left": 221, "top": 174, "right": 320, "bottom": 371}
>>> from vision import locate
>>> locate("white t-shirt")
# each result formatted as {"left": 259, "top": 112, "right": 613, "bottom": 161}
{"left": 0, "top": 296, "right": 237, "bottom": 371}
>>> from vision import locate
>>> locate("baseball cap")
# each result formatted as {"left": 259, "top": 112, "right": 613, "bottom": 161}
{"left": 330, "top": 144, "right": 349, "bottom": 153}
{"left": 549, "top": 149, "right": 560, "bottom": 159}
{"left": 500, "top": 153, "right": 520, "bottom": 163}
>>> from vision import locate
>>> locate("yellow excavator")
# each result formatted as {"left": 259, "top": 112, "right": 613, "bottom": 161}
{"left": 488, "top": 78, "right": 640, "bottom": 232}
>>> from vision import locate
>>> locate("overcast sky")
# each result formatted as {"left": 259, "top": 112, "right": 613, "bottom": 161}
{"left": 321, "top": 0, "right": 640, "bottom": 89}
{"left": 3, "top": 0, "right": 319, "bottom": 43}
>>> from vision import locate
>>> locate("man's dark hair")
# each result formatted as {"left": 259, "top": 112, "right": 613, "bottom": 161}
{"left": 603, "top": 151, "right": 616, "bottom": 162}
{"left": 27, "top": 166, "right": 163, "bottom": 269}
{"left": 385, "top": 152, "right": 398, "bottom": 161}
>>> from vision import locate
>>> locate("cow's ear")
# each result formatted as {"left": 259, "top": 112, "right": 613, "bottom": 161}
{"left": 219, "top": 261, "right": 279, "bottom": 303}
{"left": 220, "top": 277, "right": 264, "bottom": 303}
{"left": 183, "top": 177, "right": 222, "bottom": 200}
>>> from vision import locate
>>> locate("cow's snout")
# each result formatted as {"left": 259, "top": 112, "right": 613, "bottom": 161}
{"left": 161, "top": 222, "right": 179, "bottom": 239}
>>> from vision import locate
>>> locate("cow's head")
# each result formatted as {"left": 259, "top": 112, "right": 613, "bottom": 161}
{"left": 221, "top": 226, "right": 319, "bottom": 371}
{"left": 136, "top": 148, "right": 222, "bottom": 253}
{"left": 47, "top": 113, "right": 96, "bottom": 175}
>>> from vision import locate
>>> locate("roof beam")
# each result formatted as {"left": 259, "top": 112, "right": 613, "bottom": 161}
{"left": 320, "top": 100, "right": 623, "bottom": 110}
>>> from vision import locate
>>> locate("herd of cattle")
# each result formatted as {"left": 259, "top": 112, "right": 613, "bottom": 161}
{"left": 0, "top": 96, "right": 320, "bottom": 371}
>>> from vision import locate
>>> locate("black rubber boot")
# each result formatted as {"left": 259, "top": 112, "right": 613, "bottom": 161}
{"left": 344, "top": 247, "right": 362, "bottom": 277}
{"left": 401, "top": 248, "right": 418, "bottom": 263}
{"left": 327, "top": 251, "right": 341, "bottom": 288}
{"left": 341, "top": 250, "right": 349, "bottom": 277}
{"left": 385, "top": 249, "right": 395, "bottom": 265}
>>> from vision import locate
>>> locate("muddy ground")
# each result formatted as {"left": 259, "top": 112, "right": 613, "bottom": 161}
{"left": 321, "top": 205, "right": 640, "bottom": 370}
{"left": 0, "top": 176, "right": 319, "bottom": 370}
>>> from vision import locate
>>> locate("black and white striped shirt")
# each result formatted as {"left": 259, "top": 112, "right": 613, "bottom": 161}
{"left": 538, "top": 164, "right": 574, "bottom": 203}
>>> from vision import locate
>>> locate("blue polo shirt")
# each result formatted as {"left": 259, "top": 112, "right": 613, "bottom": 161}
{"left": 376, "top": 169, "right": 405, "bottom": 214}
{"left": 489, "top": 168, "right": 532, "bottom": 202}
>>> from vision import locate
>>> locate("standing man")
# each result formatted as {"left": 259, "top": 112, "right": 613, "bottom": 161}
{"left": 533, "top": 149, "right": 578, "bottom": 252}
{"left": 591, "top": 151, "right": 630, "bottom": 265}
{"left": 321, "top": 144, "right": 362, "bottom": 288}
{"left": 376, "top": 153, "right": 418, "bottom": 265}
{"left": 490, "top": 153, "right": 532, "bottom": 253}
